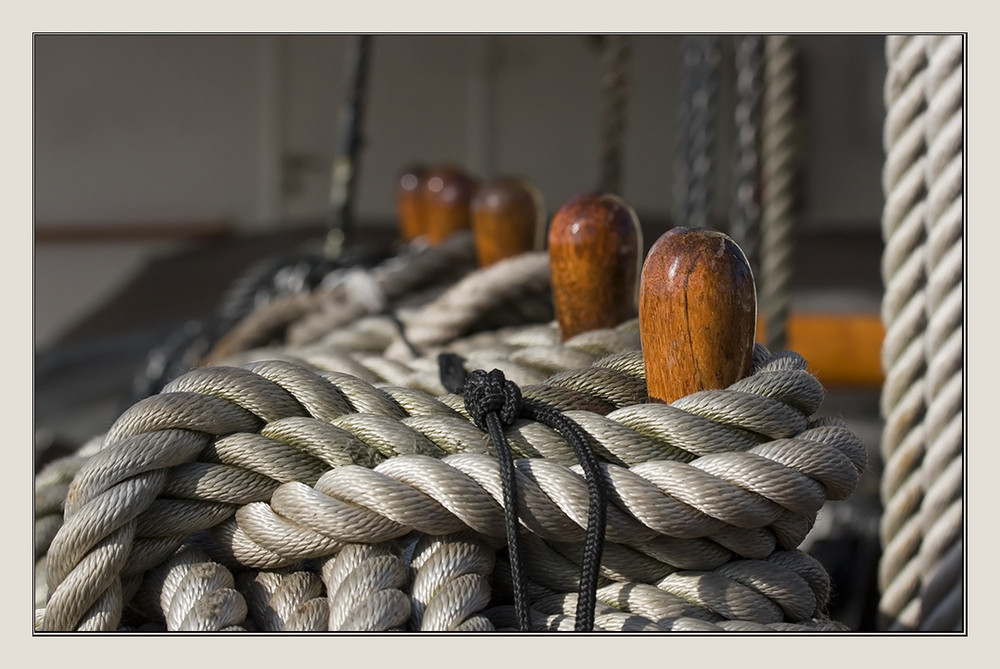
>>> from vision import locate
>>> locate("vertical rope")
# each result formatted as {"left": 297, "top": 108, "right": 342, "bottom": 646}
{"left": 672, "top": 35, "right": 720, "bottom": 229}
{"left": 759, "top": 35, "right": 799, "bottom": 352}
{"left": 730, "top": 35, "right": 765, "bottom": 277}
{"left": 598, "top": 35, "right": 630, "bottom": 196}
{"left": 878, "top": 34, "right": 930, "bottom": 631}
{"left": 326, "top": 34, "right": 373, "bottom": 258}
{"left": 916, "top": 34, "right": 963, "bottom": 632}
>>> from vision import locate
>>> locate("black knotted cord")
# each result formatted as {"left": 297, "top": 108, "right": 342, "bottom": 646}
{"left": 439, "top": 353, "right": 608, "bottom": 632}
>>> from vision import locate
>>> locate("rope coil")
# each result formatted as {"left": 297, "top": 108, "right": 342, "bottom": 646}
{"left": 37, "top": 333, "right": 866, "bottom": 631}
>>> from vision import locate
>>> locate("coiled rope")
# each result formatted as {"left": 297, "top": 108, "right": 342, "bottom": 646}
{"left": 205, "top": 231, "right": 479, "bottom": 362}
{"left": 32, "top": 318, "right": 644, "bottom": 615}
{"left": 36, "top": 337, "right": 866, "bottom": 631}
{"left": 672, "top": 35, "right": 720, "bottom": 230}
{"left": 879, "top": 34, "right": 964, "bottom": 631}
{"left": 759, "top": 35, "right": 799, "bottom": 352}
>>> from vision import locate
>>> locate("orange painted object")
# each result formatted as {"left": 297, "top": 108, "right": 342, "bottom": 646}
{"left": 640, "top": 227, "right": 757, "bottom": 404}
{"left": 758, "top": 313, "right": 886, "bottom": 388}
{"left": 396, "top": 165, "right": 428, "bottom": 242}
{"left": 472, "top": 176, "right": 544, "bottom": 267}
{"left": 423, "top": 165, "right": 478, "bottom": 245}
{"left": 548, "top": 192, "right": 642, "bottom": 342}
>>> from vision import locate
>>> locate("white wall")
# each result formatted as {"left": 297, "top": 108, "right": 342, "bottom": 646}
{"left": 34, "top": 34, "right": 888, "bottom": 347}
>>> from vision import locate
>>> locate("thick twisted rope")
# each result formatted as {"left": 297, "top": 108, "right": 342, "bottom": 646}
{"left": 486, "top": 542, "right": 844, "bottom": 631}
{"left": 381, "top": 251, "right": 554, "bottom": 360}
{"left": 673, "top": 35, "right": 720, "bottom": 229}
{"left": 34, "top": 436, "right": 104, "bottom": 609}
{"left": 599, "top": 35, "right": 630, "bottom": 196}
{"left": 206, "top": 232, "right": 478, "bottom": 362}
{"left": 729, "top": 35, "right": 765, "bottom": 277}
{"left": 37, "top": 342, "right": 865, "bottom": 631}
{"left": 878, "top": 34, "right": 931, "bottom": 630}
{"left": 914, "top": 34, "right": 963, "bottom": 632}
{"left": 759, "top": 35, "right": 799, "bottom": 351}
{"left": 43, "top": 533, "right": 843, "bottom": 632}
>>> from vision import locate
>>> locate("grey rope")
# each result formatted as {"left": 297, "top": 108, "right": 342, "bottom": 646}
{"left": 408, "top": 532, "right": 497, "bottom": 631}
{"left": 916, "top": 34, "right": 963, "bottom": 632}
{"left": 488, "top": 545, "right": 839, "bottom": 628}
{"left": 878, "top": 34, "right": 930, "bottom": 631}
{"left": 381, "top": 251, "right": 553, "bottom": 360}
{"left": 673, "top": 35, "right": 720, "bottom": 229}
{"left": 598, "top": 35, "right": 630, "bottom": 196}
{"left": 759, "top": 35, "right": 799, "bottom": 351}
{"left": 729, "top": 34, "right": 765, "bottom": 277}
{"left": 37, "top": 344, "right": 865, "bottom": 631}
{"left": 323, "top": 542, "right": 411, "bottom": 631}
{"left": 236, "top": 567, "right": 328, "bottom": 631}
{"left": 206, "top": 231, "right": 478, "bottom": 362}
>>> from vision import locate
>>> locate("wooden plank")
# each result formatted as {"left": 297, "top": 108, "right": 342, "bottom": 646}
{"left": 35, "top": 220, "right": 234, "bottom": 244}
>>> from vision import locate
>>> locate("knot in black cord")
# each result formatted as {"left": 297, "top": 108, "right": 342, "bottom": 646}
{"left": 462, "top": 368, "right": 523, "bottom": 432}
{"left": 438, "top": 352, "right": 608, "bottom": 633}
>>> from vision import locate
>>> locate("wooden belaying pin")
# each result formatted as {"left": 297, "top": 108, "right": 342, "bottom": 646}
{"left": 548, "top": 192, "right": 642, "bottom": 341}
{"left": 471, "top": 176, "right": 544, "bottom": 267}
{"left": 396, "top": 165, "right": 428, "bottom": 242}
{"left": 423, "top": 165, "right": 478, "bottom": 246}
{"left": 639, "top": 226, "right": 757, "bottom": 404}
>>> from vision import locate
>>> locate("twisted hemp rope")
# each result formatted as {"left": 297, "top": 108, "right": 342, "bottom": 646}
{"left": 879, "top": 34, "right": 964, "bottom": 632}
{"left": 673, "top": 35, "right": 721, "bottom": 230}
{"left": 205, "top": 231, "right": 479, "bottom": 363}
{"left": 729, "top": 35, "right": 765, "bottom": 278}
{"left": 36, "top": 336, "right": 867, "bottom": 631}
{"left": 598, "top": 35, "right": 630, "bottom": 196}
{"left": 759, "top": 35, "right": 799, "bottom": 352}
{"left": 914, "top": 34, "right": 963, "bottom": 633}
{"left": 879, "top": 35, "right": 932, "bottom": 631}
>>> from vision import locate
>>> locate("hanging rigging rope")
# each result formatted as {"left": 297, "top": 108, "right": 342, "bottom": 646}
{"left": 915, "top": 34, "right": 963, "bottom": 632}
{"left": 672, "top": 35, "right": 720, "bottom": 229}
{"left": 598, "top": 35, "right": 630, "bottom": 196}
{"left": 759, "top": 35, "right": 799, "bottom": 351}
{"left": 878, "top": 34, "right": 931, "bottom": 631}
{"left": 730, "top": 35, "right": 764, "bottom": 277}
{"left": 326, "top": 34, "right": 373, "bottom": 259}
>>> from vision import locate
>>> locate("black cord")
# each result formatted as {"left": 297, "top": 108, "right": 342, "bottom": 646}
{"left": 439, "top": 353, "right": 608, "bottom": 632}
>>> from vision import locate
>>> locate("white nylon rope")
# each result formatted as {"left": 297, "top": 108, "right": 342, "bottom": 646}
{"left": 915, "top": 34, "right": 963, "bottom": 632}
{"left": 759, "top": 34, "right": 798, "bottom": 351}
{"left": 878, "top": 34, "right": 931, "bottom": 630}
{"left": 36, "top": 343, "right": 866, "bottom": 631}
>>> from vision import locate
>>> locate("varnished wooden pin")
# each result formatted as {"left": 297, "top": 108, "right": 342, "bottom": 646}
{"left": 423, "top": 165, "right": 478, "bottom": 246}
{"left": 548, "top": 192, "right": 642, "bottom": 341}
{"left": 639, "top": 227, "right": 757, "bottom": 404}
{"left": 396, "top": 165, "right": 428, "bottom": 242}
{"left": 472, "top": 176, "right": 544, "bottom": 267}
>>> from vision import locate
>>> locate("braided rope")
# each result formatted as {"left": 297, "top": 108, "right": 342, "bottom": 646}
{"left": 37, "top": 340, "right": 865, "bottom": 631}
{"left": 759, "top": 35, "right": 799, "bottom": 351}
{"left": 673, "top": 35, "right": 720, "bottom": 229}
{"left": 915, "top": 34, "right": 963, "bottom": 632}
{"left": 730, "top": 35, "right": 765, "bottom": 276}
{"left": 599, "top": 35, "right": 630, "bottom": 195}
{"left": 878, "top": 34, "right": 931, "bottom": 630}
